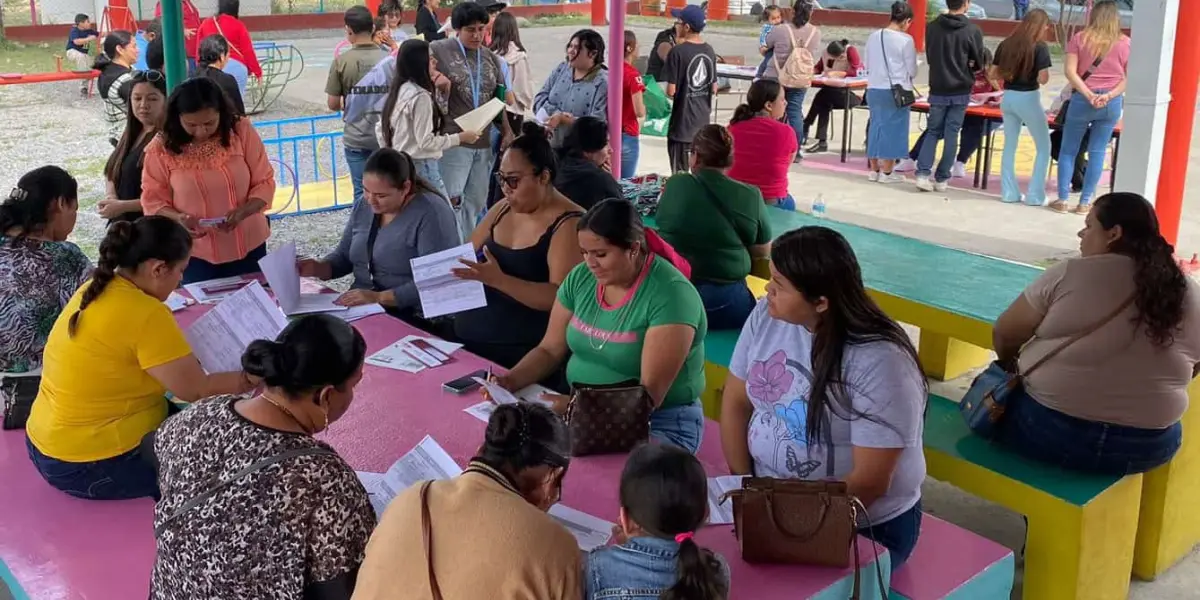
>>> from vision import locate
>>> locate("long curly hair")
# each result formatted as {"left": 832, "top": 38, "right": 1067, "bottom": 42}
{"left": 1093, "top": 192, "right": 1189, "bottom": 348}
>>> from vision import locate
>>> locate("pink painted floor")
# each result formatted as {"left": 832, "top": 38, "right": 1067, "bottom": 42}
{"left": 0, "top": 305, "right": 886, "bottom": 599}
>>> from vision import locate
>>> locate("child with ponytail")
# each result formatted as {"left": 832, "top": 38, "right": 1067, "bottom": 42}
{"left": 584, "top": 444, "right": 730, "bottom": 600}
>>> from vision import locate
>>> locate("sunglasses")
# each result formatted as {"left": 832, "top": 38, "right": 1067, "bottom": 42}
{"left": 494, "top": 171, "right": 528, "bottom": 189}
{"left": 132, "top": 69, "right": 165, "bottom": 82}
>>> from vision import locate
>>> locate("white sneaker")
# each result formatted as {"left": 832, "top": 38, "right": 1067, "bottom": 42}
{"left": 879, "top": 172, "right": 906, "bottom": 184}
{"left": 915, "top": 176, "right": 935, "bottom": 192}
{"left": 934, "top": 181, "right": 949, "bottom": 192}
{"left": 951, "top": 162, "right": 968, "bottom": 179}
{"left": 894, "top": 158, "right": 917, "bottom": 172}
{"left": 867, "top": 171, "right": 880, "bottom": 182}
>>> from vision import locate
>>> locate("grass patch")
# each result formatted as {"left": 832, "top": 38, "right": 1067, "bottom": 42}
{"left": 0, "top": 39, "right": 81, "bottom": 74}
{"left": 524, "top": 13, "right": 591, "bottom": 27}
{"left": 627, "top": 14, "right": 761, "bottom": 32}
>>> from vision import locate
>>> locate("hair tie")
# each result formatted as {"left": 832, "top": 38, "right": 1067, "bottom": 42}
{"left": 674, "top": 532, "right": 695, "bottom": 544}
{"left": 7, "top": 187, "right": 28, "bottom": 202}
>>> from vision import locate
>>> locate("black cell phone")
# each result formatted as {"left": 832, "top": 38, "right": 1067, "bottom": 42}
{"left": 443, "top": 369, "right": 489, "bottom": 394}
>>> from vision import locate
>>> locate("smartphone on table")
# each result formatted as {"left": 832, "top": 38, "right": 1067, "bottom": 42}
{"left": 443, "top": 369, "right": 489, "bottom": 394}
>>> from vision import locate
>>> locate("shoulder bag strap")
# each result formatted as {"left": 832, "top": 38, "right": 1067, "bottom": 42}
{"left": 210, "top": 17, "right": 245, "bottom": 61}
{"left": 1079, "top": 54, "right": 1106, "bottom": 83}
{"left": 420, "top": 481, "right": 445, "bottom": 600}
{"left": 1022, "top": 294, "right": 1135, "bottom": 379}
{"left": 154, "top": 446, "right": 335, "bottom": 537}
{"left": 365, "top": 214, "right": 382, "bottom": 291}
{"left": 879, "top": 31, "right": 896, "bottom": 88}
{"left": 774, "top": 24, "right": 801, "bottom": 72}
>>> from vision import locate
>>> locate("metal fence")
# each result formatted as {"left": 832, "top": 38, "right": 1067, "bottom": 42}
{"left": 254, "top": 112, "right": 356, "bottom": 219}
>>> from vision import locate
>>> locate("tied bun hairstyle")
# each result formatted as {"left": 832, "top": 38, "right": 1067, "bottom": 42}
{"left": 364, "top": 147, "right": 447, "bottom": 201}
{"left": 509, "top": 121, "right": 558, "bottom": 181}
{"left": 69, "top": 216, "right": 192, "bottom": 337}
{"left": 478, "top": 403, "right": 570, "bottom": 473}
{"left": 559, "top": 116, "right": 608, "bottom": 160}
{"left": 242, "top": 314, "right": 368, "bottom": 398}
{"left": 690, "top": 124, "right": 733, "bottom": 170}
{"left": 1, "top": 165, "right": 78, "bottom": 242}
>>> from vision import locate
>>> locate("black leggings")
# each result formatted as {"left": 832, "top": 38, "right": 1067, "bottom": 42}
{"left": 803, "top": 87, "right": 862, "bottom": 142}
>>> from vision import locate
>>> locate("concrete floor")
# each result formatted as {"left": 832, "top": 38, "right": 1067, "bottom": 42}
{"left": 270, "top": 23, "right": 1200, "bottom": 598}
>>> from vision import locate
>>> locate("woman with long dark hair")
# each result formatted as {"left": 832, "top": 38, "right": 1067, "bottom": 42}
{"left": 101, "top": 70, "right": 167, "bottom": 223}
{"left": 990, "top": 9, "right": 1052, "bottom": 205}
{"left": 585, "top": 444, "right": 729, "bottom": 599}
{"left": 992, "top": 192, "right": 1200, "bottom": 474}
{"left": 413, "top": 0, "right": 446, "bottom": 42}
{"left": 720, "top": 226, "right": 927, "bottom": 568}
{"left": 534, "top": 29, "right": 609, "bottom": 149}
{"left": 377, "top": 38, "right": 478, "bottom": 198}
{"left": 95, "top": 30, "right": 139, "bottom": 146}
{"left": 489, "top": 12, "right": 532, "bottom": 122}
{"left": 194, "top": 34, "right": 246, "bottom": 115}
{"left": 727, "top": 78, "right": 796, "bottom": 208}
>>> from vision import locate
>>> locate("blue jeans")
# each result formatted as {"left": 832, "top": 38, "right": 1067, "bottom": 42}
{"left": 344, "top": 146, "right": 373, "bottom": 205}
{"left": 755, "top": 49, "right": 774, "bottom": 78}
{"left": 997, "top": 385, "right": 1182, "bottom": 476}
{"left": 413, "top": 157, "right": 449, "bottom": 198}
{"left": 181, "top": 242, "right": 267, "bottom": 285}
{"left": 440, "top": 145, "right": 494, "bottom": 243}
{"left": 650, "top": 402, "right": 704, "bottom": 454}
{"left": 765, "top": 193, "right": 796, "bottom": 211}
{"left": 696, "top": 280, "right": 757, "bottom": 330}
{"left": 27, "top": 436, "right": 159, "bottom": 500}
{"left": 1001, "top": 89, "right": 1052, "bottom": 205}
{"left": 916, "top": 94, "right": 970, "bottom": 181}
{"left": 620, "top": 133, "right": 640, "bottom": 179}
{"left": 784, "top": 87, "right": 808, "bottom": 149}
{"left": 1057, "top": 91, "right": 1123, "bottom": 206}
{"left": 860, "top": 500, "right": 923, "bottom": 571}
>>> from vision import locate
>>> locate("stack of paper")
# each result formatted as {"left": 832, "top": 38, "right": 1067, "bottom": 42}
{"left": 165, "top": 291, "right": 192, "bottom": 312}
{"left": 548, "top": 504, "right": 615, "bottom": 550}
{"left": 184, "top": 281, "right": 289, "bottom": 373}
{"left": 336, "top": 303, "right": 386, "bottom": 323}
{"left": 706, "top": 475, "right": 745, "bottom": 525}
{"left": 462, "top": 382, "right": 555, "bottom": 423}
{"left": 356, "top": 436, "right": 463, "bottom": 519}
{"left": 365, "top": 335, "right": 463, "bottom": 373}
{"left": 258, "top": 242, "right": 347, "bottom": 316}
{"left": 411, "top": 243, "right": 486, "bottom": 319}
{"left": 183, "top": 276, "right": 256, "bottom": 304}
{"left": 453, "top": 97, "right": 507, "bottom": 135}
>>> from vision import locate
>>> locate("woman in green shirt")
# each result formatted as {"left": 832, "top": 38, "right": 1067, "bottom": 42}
{"left": 497, "top": 199, "right": 708, "bottom": 453}
{"left": 656, "top": 125, "right": 772, "bottom": 330}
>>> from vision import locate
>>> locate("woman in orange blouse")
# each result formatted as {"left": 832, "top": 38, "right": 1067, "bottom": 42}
{"left": 142, "top": 77, "right": 275, "bottom": 284}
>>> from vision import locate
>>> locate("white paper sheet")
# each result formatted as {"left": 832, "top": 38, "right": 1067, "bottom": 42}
{"left": 376, "top": 436, "right": 463, "bottom": 503}
{"left": 183, "top": 276, "right": 256, "bottom": 304}
{"left": 454, "top": 97, "right": 507, "bottom": 134}
{"left": 165, "top": 291, "right": 192, "bottom": 312}
{"left": 463, "top": 400, "right": 497, "bottom": 423}
{"left": 515, "top": 384, "right": 555, "bottom": 408}
{"left": 356, "top": 471, "right": 390, "bottom": 519}
{"left": 410, "top": 243, "right": 486, "bottom": 319}
{"left": 472, "top": 377, "right": 521, "bottom": 405}
{"left": 534, "top": 106, "right": 551, "bottom": 125}
{"left": 549, "top": 504, "right": 615, "bottom": 551}
{"left": 258, "top": 242, "right": 347, "bottom": 315}
{"left": 399, "top": 335, "right": 463, "bottom": 355}
{"left": 184, "top": 281, "right": 289, "bottom": 373}
{"left": 706, "top": 475, "right": 745, "bottom": 525}
{"left": 198, "top": 216, "right": 227, "bottom": 227}
{"left": 336, "top": 303, "right": 386, "bottom": 322}
{"left": 365, "top": 342, "right": 427, "bottom": 373}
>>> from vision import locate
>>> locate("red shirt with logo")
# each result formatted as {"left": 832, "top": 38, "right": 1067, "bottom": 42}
{"left": 621, "top": 62, "right": 646, "bottom": 137}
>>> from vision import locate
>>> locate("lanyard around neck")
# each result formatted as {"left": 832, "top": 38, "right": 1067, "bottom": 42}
{"left": 457, "top": 39, "right": 482, "bottom": 108}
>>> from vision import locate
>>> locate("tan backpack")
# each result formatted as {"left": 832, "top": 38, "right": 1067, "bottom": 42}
{"left": 774, "top": 25, "right": 818, "bottom": 88}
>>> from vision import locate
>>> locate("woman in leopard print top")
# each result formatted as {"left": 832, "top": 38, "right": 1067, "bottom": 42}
{"left": 150, "top": 315, "right": 375, "bottom": 599}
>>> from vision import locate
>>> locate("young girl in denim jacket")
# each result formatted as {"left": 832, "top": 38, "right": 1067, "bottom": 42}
{"left": 584, "top": 444, "right": 730, "bottom": 599}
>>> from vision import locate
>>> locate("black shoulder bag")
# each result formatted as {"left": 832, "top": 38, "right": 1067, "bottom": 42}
{"left": 880, "top": 31, "right": 915, "bottom": 108}
{"left": 1054, "top": 54, "right": 1106, "bottom": 127}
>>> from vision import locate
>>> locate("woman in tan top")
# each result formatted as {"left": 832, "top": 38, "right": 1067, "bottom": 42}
{"left": 992, "top": 192, "right": 1200, "bottom": 475}
{"left": 353, "top": 403, "right": 581, "bottom": 599}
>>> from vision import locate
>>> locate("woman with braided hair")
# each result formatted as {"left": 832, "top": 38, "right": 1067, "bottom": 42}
{"left": 25, "top": 216, "right": 255, "bottom": 500}
{"left": 991, "top": 192, "right": 1200, "bottom": 474}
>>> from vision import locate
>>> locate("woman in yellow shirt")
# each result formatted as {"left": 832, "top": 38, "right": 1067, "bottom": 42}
{"left": 25, "top": 216, "right": 255, "bottom": 500}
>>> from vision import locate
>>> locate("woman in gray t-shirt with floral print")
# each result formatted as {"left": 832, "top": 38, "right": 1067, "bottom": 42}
{"left": 719, "top": 226, "right": 927, "bottom": 569}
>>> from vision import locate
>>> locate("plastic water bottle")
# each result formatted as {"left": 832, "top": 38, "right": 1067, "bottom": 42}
{"left": 811, "top": 194, "right": 826, "bottom": 219}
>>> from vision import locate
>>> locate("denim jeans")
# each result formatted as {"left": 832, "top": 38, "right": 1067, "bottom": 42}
{"left": 1014, "top": 2, "right": 1028, "bottom": 19}
{"left": 650, "top": 402, "right": 704, "bottom": 454}
{"left": 412, "top": 157, "right": 449, "bottom": 198}
{"left": 765, "top": 193, "right": 796, "bottom": 211}
{"left": 620, "top": 133, "right": 640, "bottom": 179}
{"left": 784, "top": 87, "right": 808, "bottom": 149}
{"left": 696, "top": 280, "right": 756, "bottom": 331}
{"left": 440, "top": 145, "right": 494, "bottom": 243}
{"left": 344, "top": 146, "right": 373, "bottom": 205}
{"left": 585, "top": 536, "right": 724, "bottom": 599}
{"left": 755, "top": 49, "right": 774, "bottom": 78}
{"left": 997, "top": 385, "right": 1182, "bottom": 476}
{"left": 1057, "top": 91, "right": 1123, "bottom": 206}
{"left": 1000, "top": 89, "right": 1052, "bottom": 205}
{"left": 916, "top": 94, "right": 970, "bottom": 181}
{"left": 27, "top": 435, "right": 159, "bottom": 500}
{"left": 181, "top": 243, "right": 267, "bottom": 285}
{"left": 908, "top": 116, "right": 988, "bottom": 164}
{"left": 860, "top": 500, "right": 923, "bottom": 571}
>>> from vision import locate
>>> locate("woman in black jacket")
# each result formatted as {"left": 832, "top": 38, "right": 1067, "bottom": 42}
{"left": 552, "top": 117, "right": 624, "bottom": 211}
{"left": 193, "top": 34, "right": 247, "bottom": 115}
{"left": 414, "top": 0, "right": 446, "bottom": 42}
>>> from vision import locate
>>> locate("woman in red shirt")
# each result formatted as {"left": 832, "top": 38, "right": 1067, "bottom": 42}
{"left": 802, "top": 40, "right": 863, "bottom": 154}
{"left": 727, "top": 79, "right": 796, "bottom": 209}
{"left": 619, "top": 30, "right": 646, "bottom": 179}
{"left": 154, "top": 0, "right": 201, "bottom": 68}
{"left": 195, "top": 0, "right": 262, "bottom": 79}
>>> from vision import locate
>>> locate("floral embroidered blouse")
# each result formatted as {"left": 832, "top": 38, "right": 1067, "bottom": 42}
{"left": 141, "top": 118, "right": 275, "bottom": 265}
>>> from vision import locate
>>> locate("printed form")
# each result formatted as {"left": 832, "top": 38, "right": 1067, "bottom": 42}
{"left": 258, "top": 241, "right": 346, "bottom": 316}
{"left": 356, "top": 436, "right": 463, "bottom": 519}
{"left": 548, "top": 504, "right": 614, "bottom": 551}
{"left": 410, "top": 243, "right": 486, "bottom": 319}
{"left": 184, "top": 281, "right": 289, "bottom": 373}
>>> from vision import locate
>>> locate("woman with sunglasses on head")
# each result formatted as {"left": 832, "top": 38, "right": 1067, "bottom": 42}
{"left": 497, "top": 199, "right": 708, "bottom": 453}
{"left": 720, "top": 226, "right": 927, "bottom": 569}
{"left": 451, "top": 122, "right": 583, "bottom": 389}
{"left": 141, "top": 77, "right": 275, "bottom": 284}
{"left": 354, "top": 403, "right": 581, "bottom": 599}
{"left": 534, "top": 29, "right": 609, "bottom": 149}
{"left": 149, "top": 315, "right": 374, "bottom": 600}
{"left": 100, "top": 70, "right": 167, "bottom": 224}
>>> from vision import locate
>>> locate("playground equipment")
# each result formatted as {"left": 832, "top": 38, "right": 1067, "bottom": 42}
{"left": 254, "top": 113, "right": 355, "bottom": 219}
{"left": 246, "top": 41, "right": 306, "bottom": 115}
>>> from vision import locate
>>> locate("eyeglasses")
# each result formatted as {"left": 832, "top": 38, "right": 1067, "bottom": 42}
{"left": 132, "top": 69, "right": 165, "bottom": 82}
{"left": 494, "top": 171, "right": 529, "bottom": 189}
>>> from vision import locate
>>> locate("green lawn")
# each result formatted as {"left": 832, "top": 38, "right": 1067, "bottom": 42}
{"left": 0, "top": 40, "right": 69, "bottom": 74}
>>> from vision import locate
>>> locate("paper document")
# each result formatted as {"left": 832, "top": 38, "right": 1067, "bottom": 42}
{"left": 534, "top": 106, "right": 551, "bottom": 125}
{"left": 198, "top": 217, "right": 227, "bottom": 227}
{"left": 258, "top": 242, "right": 347, "bottom": 315}
{"left": 183, "top": 276, "right": 256, "bottom": 304}
{"left": 365, "top": 343, "right": 427, "bottom": 373}
{"left": 706, "top": 475, "right": 745, "bottom": 525}
{"left": 185, "top": 281, "right": 289, "bottom": 373}
{"left": 377, "top": 436, "right": 463, "bottom": 501}
{"left": 464, "top": 400, "right": 497, "bottom": 423}
{"left": 336, "top": 303, "right": 386, "bottom": 323}
{"left": 471, "top": 379, "right": 554, "bottom": 409}
{"left": 549, "top": 504, "right": 614, "bottom": 551}
{"left": 356, "top": 471, "right": 390, "bottom": 519}
{"left": 165, "top": 291, "right": 192, "bottom": 312}
{"left": 454, "top": 97, "right": 507, "bottom": 134}
{"left": 410, "top": 243, "right": 486, "bottom": 318}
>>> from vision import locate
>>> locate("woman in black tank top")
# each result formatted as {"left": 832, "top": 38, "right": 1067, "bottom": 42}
{"left": 452, "top": 123, "right": 584, "bottom": 389}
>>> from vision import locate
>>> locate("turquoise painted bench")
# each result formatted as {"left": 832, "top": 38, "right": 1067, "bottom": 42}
{"left": 889, "top": 514, "right": 1014, "bottom": 600}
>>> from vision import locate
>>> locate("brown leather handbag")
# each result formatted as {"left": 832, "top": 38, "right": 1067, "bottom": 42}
{"left": 722, "top": 477, "right": 887, "bottom": 600}
{"left": 564, "top": 381, "right": 654, "bottom": 456}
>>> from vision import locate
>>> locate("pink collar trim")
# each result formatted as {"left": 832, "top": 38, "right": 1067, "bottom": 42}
{"left": 596, "top": 256, "right": 653, "bottom": 311}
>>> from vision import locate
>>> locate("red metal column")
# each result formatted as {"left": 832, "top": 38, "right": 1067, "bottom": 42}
{"left": 707, "top": 0, "right": 728, "bottom": 21}
{"left": 1155, "top": 3, "right": 1200, "bottom": 246}
{"left": 592, "top": 0, "right": 606, "bottom": 25}
{"left": 910, "top": 0, "right": 927, "bottom": 52}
